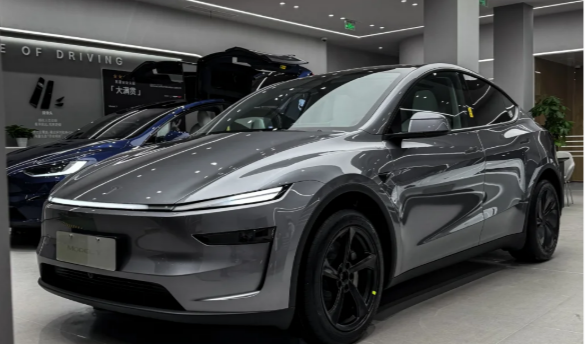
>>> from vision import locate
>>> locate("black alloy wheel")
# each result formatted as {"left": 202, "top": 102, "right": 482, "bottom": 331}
{"left": 298, "top": 210, "right": 384, "bottom": 344}
{"left": 535, "top": 185, "right": 560, "bottom": 253}
{"left": 321, "top": 226, "right": 379, "bottom": 331}
{"left": 510, "top": 180, "right": 561, "bottom": 262}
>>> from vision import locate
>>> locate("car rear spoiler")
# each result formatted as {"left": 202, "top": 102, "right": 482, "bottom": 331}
{"left": 123, "top": 47, "right": 312, "bottom": 103}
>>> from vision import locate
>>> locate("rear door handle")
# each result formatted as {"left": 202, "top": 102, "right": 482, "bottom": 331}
{"left": 465, "top": 146, "right": 480, "bottom": 154}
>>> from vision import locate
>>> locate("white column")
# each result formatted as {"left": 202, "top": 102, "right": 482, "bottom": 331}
{"left": 424, "top": 0, "right": 480, "bottom": 72}
{"left": 494, "top": 3, "right": 535, "bottom": 111}
{"left": 0, "top": 34, "right": 15, "bottom": 344}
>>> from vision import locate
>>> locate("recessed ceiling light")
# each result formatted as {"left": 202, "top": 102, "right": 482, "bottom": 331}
{"left": 412, "top": 3, "right": 418, "bottom": 5}
{"left": 380, "top": 26, "right": 385, "bottom": 29}
{"left": 379, "top": 47, "right": 383, "bottom": 49}
{"left": 401, "top": 0, "right": 407, "bottom": 2}
{"left": 294, "top": 5, "right": 299, "bottom": 8}
{"left": 340, "top": 17, "right": 346, "bottom": 20}
{"left": 329, "top": 14, "right": 334, "bottom": 17}
{"left": 370, "top": 24, "right": 375, "bottom": 27}
{"left": 280, "top": 2, "right": 285, "bottom": 4}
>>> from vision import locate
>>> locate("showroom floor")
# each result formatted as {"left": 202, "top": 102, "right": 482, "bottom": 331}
{"left": 10, "top": 184, "right": 584, "bottom": 344}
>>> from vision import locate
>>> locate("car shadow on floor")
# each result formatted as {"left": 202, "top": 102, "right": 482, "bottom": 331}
{"left": 38, "top": 257, "right": 505, "bottom": 344}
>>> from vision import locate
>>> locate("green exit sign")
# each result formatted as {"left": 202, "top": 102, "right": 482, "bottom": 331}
{"left": 480, "top": 0, "right": 488, "bottom": 7}
{"left": 344, "top": 19, "right": 356, "bottom": 31}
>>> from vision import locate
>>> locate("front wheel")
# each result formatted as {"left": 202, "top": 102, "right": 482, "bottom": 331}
{"left": 510, "top": 179, "right": 561, "bottom": 262}
{"left": 297, "top": 210, "right": 384, "bottom": 344}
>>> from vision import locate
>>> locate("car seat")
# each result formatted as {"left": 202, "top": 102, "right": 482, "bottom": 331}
{"left": 189, "top": 111, "right": 216, "bottom": 133}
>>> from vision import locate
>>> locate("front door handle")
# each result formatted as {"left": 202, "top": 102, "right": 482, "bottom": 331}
{"left": 519, "top": 138, "right": 530, "bottom": 144}
{"left": 465, "top": 146, "right": 480, "bottom": 154}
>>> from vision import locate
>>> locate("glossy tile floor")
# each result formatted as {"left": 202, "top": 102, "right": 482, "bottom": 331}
{"left": 10, "top": 184, "right": 584, "bottom": 344}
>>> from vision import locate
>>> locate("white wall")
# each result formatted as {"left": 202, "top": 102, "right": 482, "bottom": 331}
{"left": 0, "top": 0, "right": 328, "bottom": 73}
{"left": 399, "top": 36, "right": 424, "bottom": 65}
{"left": 399, "top": 10, "right": 584, "bottom": 77}
{"left": 327, "top": 44, "right": 399, "bottom": 72}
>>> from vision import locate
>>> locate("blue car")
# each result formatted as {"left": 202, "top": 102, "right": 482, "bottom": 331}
{"left": 7, "top": 47, "right": 311, "bottom": 233}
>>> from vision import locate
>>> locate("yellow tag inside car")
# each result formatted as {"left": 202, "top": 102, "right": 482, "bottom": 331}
{"left": 280, "top": 65, "right": 287, "bottom": 70}
{"left": 468, "top": 107, "right": 475, "bottom": 118}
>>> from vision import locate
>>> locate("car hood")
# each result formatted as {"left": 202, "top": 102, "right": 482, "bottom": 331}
{"left": 50, "top": 131, "right": 346, "bottom": 206}
{"left": 7, "top": 139, "right": 124, "bottom": 175}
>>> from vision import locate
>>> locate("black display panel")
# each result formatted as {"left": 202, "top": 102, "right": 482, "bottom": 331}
{"left": 102, "top": 69, "right": 185, "bottom": 115}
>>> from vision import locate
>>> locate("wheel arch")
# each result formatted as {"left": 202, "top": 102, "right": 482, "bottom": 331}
{"left": 532, "top": 165, "right": 564, "bottom": 208}
{"left": 289, "top": 180, "right": 398, "bottom": 308}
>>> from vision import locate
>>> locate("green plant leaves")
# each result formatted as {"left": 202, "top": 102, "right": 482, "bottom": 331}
{"left": 530, "top": 95, "right": 573, "bottom": 148}
{"left": 5, "top": 125, "right": 37, "bottom": 139}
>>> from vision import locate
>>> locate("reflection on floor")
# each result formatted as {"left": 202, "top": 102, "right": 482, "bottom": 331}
{"left": 10, "top": 184, "right": 584, "bottom": 344}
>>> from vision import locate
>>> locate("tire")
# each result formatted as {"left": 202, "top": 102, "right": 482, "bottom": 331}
{"left": 510, "top": 179, "right": 561, "bottom": 262}
{"left": 297, "top": 210, "right": 384, "bottom": 344}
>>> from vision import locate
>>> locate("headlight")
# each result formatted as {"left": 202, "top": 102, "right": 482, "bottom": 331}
{"left": 24, "top": 161, "right": 88, "bottom": 177}
{"left": 173, "top": 186, "right": 288, "bottom": 211}
{"left": 49, "top": 185, "right": 289, "bottom": 211}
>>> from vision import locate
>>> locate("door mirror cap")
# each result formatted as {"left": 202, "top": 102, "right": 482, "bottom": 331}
{"left": 385, "top": 111, "right": 451, "bottom": 139}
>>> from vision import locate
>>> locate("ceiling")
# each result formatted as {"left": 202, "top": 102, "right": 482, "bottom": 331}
{"left": 140, "top": 0, "right": 583, "bottom": 56}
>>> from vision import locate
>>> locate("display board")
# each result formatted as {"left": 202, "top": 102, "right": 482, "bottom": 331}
{"left": 0, "top": 36, "right": 191, "bottom": 145}
{"left": 102, "top": 69, "right": 184, "bottom": 115}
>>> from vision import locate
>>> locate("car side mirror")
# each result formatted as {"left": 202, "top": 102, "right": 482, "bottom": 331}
{"left": 163, "top": 131, "right": 190, "bottom": 143}
{"left": 385, "top": 111, "right": 451, "bottom": 139}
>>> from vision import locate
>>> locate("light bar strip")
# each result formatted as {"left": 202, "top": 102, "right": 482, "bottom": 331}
{"left": 0, "top": 27, "right": 202, "bottom": 58}
{"left": 360, "top": 26, "right": 425, "bottom": 38}
{"left": 534, "top": 0, "right": 584, "bottom": 9}
{"left": 534, "top": 48, "right": 584, "bottom": 56}
{"left": 49, "top": 197, "right": 151, "bottom": 210}
{"left": 479, "top": 1, "right": 583, "bottom": 19}
{"left": 479, "top": 48, "right": 583, "bottom": 62}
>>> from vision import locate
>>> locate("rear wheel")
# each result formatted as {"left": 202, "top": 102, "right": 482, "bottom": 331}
{"left": 297, "top": 210, "right": 384, "bottom": 344}
{"left": 510, "top": 180, "right": 560, "bottom": 262}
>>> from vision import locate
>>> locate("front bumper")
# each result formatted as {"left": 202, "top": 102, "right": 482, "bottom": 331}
{"left": 9, "top": 175, "right": 61, "bottom": 229}
{"left": 38, "top": 278, "right": 294, "bottom": 328}
{"left": 37, "top": 181, "right": 323, "bottom": 326}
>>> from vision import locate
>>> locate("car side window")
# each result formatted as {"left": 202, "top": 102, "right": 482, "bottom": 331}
{"left": 147, "top": 105, "right": 224, "bottom": 144}
{"left": 461, "top": 74, "right": 516, "bottom": 127}
{"left": 391, "top": 71, "right": 469, "bottom": 133}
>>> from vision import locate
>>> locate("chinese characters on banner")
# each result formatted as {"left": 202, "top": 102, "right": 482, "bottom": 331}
{"left": 102, "top": 69, "right": 185, "bottom": 115}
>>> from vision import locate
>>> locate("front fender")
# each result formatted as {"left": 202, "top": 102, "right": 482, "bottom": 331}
{"left": 288, "top": 174, "right": 400, "bottom": 307}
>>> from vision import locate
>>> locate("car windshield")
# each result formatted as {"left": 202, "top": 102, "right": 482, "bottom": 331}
{"left": 200, "top": 68, "right": 408, "bottom": 134}
{"left": 66, "top": 104, "right": 179, "bottom": 140}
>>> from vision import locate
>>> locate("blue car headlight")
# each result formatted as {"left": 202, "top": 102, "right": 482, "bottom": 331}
{"left": 24, "top": 161, "right": 89, "bottom": 178}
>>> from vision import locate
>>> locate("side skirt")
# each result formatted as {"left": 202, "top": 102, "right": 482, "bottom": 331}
{"left": 387, "top": 233, "right": 525, "bottom": 288}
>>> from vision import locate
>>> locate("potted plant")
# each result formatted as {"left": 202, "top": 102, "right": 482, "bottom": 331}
{"left": 530, "top": 95, "right": 574, "bottom": 148}
{"left": 5, "top": 125, "right": 37, "bottom": 148}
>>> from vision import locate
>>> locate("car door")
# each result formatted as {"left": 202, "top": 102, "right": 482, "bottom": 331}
{"left": 380, "top": 71, "right": 487, "bottom": 273}
{"left": 460, "top": 73, "right": 534, "bottom": 244}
